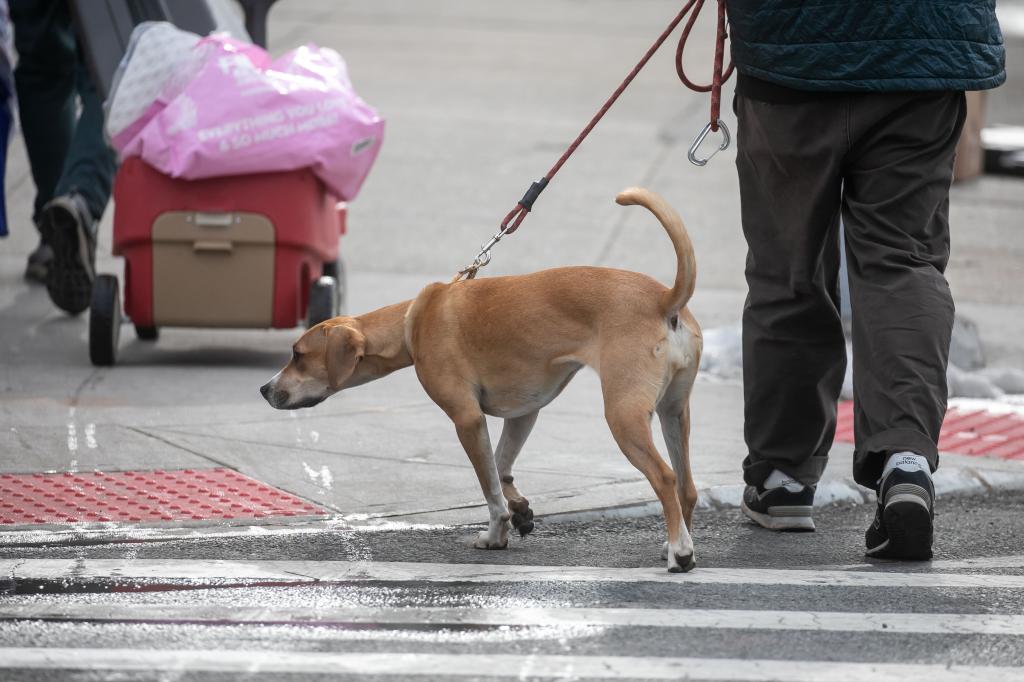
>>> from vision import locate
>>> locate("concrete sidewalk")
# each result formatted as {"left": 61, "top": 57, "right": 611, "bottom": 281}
{"left": 2, "top": 0, "right": 1024, "bottom": 534}
{"left": 3, "top": 268, "right": 1024, "bottom": 534}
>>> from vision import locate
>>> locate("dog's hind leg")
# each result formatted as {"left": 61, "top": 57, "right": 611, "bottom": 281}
{"left": 657, "top": 369, "right": 699, "bottom": 532}
{"left": 495, "top": 411, "right": 539, "bottom": 537}
{"left": 604, "top": 388, "right": 695, "bottom": 573}
{"left": 449, "top": 404, "right": 511, "bottom": 549}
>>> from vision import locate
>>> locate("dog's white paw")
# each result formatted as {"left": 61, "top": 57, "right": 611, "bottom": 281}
{"left": 665, "top": 539, "right": 696, "bottom": 573}
{"left": 667, "top": 549, "right": 696, "bottom": 573}
{"left": 473, "top": 531, "right": 508, "bottom": 550}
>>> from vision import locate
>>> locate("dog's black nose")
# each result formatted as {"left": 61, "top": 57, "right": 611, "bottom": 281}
{"left": 259, "top": 383, "right": 271, "bottom": 400}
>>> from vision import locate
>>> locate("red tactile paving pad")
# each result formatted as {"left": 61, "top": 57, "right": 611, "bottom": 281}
{"left": 835, "top": 402, "right": 1024, "bottom": 460}
{"left": 0, "top": 468, "right": 328, "bottom": 525}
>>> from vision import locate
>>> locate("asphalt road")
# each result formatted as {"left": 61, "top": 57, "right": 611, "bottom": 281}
{"left": 1, "top": 492, "right": 1023, "bottom": 680}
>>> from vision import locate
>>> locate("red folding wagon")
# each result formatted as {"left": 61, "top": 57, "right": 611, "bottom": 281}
{"left": 89, "top": 157, "right": 346, "bottom": 365}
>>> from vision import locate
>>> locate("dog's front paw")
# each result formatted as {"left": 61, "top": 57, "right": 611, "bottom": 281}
{"left": 473, "top": 531, "right": 509, "bottom": 550}
{"left": 509, "top": 499, "right": 535, "bottom": 538}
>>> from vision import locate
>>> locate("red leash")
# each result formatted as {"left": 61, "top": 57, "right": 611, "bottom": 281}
{"left": 456, "top": 0, "right": 733, "bottom": 281}
{"left": 676, "top": 0, "right": 734, "bottom": 134}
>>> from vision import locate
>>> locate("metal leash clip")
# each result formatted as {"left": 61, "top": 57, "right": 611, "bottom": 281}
{"left": 454, "top": 178, "right": 548, "bottom": 282}
{"left": 687, "top": 118, "right": 731, "bottom": 166}
{"left": 455, "top": 223, "right": 513, "bottom": 281}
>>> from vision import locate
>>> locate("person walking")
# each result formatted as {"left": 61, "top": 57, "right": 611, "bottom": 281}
{"left": 0, "top": 0, "right": 15, "bottom": 239}
{"left": 11, "top": 0, "right": 116, "bottom": 314}
{"left": 728, "top": 1, "right": 1005, "bottom": 559}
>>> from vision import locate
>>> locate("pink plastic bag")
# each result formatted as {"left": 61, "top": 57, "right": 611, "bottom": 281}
{"left": 115, "top": 35, "right": 384, "bottom": 201}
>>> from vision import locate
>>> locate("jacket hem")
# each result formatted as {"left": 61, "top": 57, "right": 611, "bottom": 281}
{"left": 735, "top": 65, "right": 1006, "bottom": 93}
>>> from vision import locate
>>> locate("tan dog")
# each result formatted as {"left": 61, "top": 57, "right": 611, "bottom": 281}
{"left": 260, "top": 187, "right": 702, "bottom": 572}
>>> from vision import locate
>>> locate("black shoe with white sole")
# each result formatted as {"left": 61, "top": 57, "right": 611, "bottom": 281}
{"left": 741, "top": 483, "right": 816, "bottom": 532}
{"left": 865, "top": 467, "right": 934, "bottom": 560}
{"left": 38, "top": 194, "right": 96, "bottom": 315}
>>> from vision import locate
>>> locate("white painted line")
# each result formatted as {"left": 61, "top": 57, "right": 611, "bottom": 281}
{"left": 0, "top": 649, "right": 1021, "bottom": 681}
{"left": 0, "top": 516, "right": 450, "bottom": 547}
{"left": 829, "top": 555, "right": 1024, "bottom": 572}
{"left": 6, "top": 558, "right": 1024, "bottom": 589}
{"left": 3, "top": 604, "right": 1023, "bottom": 635}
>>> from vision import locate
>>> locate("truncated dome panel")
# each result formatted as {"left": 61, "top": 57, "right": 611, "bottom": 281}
{"left": 0, "top": 468, "right": 327, "bottom": 525}
{"left": 835, "top": 402, "right": 1024, "bottom": 460}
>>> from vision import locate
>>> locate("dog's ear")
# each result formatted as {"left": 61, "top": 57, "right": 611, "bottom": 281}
{"left": 324, "top": 324, "right": 366, "bottom": 389}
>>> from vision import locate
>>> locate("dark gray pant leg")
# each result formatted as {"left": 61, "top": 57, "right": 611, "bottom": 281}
{"left": 54, "top": 57, "right": 117, "bottom": 222}
{"left": 11, "top": 0, "right": 77, "bottom": 224}
{"left": 11, "top": 0, "right": 116, "bottom": 225}
{"left": 735, "top": 95, "right": 847, "bottom": 488}
{"left": 843, "top": 92, "right": 966, "bottom": 488}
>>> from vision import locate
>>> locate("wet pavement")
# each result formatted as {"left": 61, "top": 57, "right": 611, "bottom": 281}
{"left": 0, "top": 492, "right": 1023, "bottom": 679}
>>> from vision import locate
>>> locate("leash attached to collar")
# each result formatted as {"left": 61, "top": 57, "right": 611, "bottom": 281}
{"left": 454, "top": 0, "right": 733, "bottom": 282}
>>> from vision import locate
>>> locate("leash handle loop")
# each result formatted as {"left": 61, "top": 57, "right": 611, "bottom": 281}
{"left": 457, "top": 0, "right": 733, "bottom": 280}
{"left": 677, "top": 0, "right": 734, "bottom": 135}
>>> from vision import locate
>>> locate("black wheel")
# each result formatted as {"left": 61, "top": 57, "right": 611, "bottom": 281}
{"left": 135, "top": 325, "right": 159, "bottom": 341}
{"left": 323, "top": 257, "right": 347, "bottom": 315}
{"left": 89, "top": 274, "right": 121, "bottom": 366}
{"left": 307, "top": 275, "right": 338, "bottom": 328}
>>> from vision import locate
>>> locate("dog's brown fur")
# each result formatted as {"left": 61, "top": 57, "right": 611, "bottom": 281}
{"left": 261, "top": 187, "right": 702, "bottom": 571}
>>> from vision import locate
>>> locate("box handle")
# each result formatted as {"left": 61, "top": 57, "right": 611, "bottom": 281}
{"left": 193, "top": 240, "right": 233, "bottom": 253}
{"left": 192, "top": 212, "right": 235, "bottom": 227}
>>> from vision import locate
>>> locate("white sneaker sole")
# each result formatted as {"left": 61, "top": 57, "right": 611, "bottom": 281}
{"left": 741, "top": 500, "right": 816, "bottom": 532}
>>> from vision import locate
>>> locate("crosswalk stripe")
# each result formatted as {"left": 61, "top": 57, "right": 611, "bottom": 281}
{"left": 4, "top": 558, "right": 1024, "bottom": 588}
{"left": 0, "top": 648, "right": 1021, "bottom": 681}
{"left": 2, "top": 604, "right": 1022, "bottom": 635}
{"left": 829, "top": 554, "right": 1024, "bottom": 571}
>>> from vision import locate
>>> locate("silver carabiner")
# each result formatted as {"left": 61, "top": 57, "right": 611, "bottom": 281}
{"left": 454, "top": 225, "right": 510, "bottom": 280}
{"left": 687, "top": 119, "right": 731, "bottom": 167}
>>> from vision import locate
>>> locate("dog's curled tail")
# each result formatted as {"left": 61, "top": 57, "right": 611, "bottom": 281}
{"left": 615, "top": 187, "right": 696, "bottom": 315}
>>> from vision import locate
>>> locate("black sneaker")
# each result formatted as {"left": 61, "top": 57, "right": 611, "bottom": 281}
{"left": 741, "top": 483, "right": 816, "bottom": 532}
{"left": 865, "top": 467, "right": 934, "bottom": 560}
{"left": 38, "top": 194, "right": 96, "bottom": 315}
{"left": 24, "top": 240, "right": 53, "bottom": 284}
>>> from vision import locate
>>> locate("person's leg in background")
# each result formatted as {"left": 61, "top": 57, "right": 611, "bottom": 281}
{"left": 0, "top": 0, "right": 14, "bottom": 239}
{"left": 11, "top": 0, "right": 116, "bottom": 313}
{"left": 842, "top": 91, "right": 967, "bottom": 560}
{"left": 40, "top": 43, "right": 116, "bottom": 315}
{"left": 10, "top": 0, "right": 74, "bottom": 281}
{"left": 0, "top": 53, "right": 12, "bottom": 240}
{"left": 52, "top": 41, "right": 115, "bottom": 227}
{"left": 734, "top": 94, "right": 848, "bottom": 532}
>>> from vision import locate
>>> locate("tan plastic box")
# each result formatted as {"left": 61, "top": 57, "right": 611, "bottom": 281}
{"left": 151, "top": 211, "right": 276, "bottom": 328}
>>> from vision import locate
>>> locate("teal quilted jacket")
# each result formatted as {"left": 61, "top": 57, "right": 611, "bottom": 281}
{"left": 726, "top": 0, "right": 1006, "bottom": 91}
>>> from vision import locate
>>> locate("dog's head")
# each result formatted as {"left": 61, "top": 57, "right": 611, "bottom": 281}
{"left": 260, "top": 318, "right": 367, "bottom": 410}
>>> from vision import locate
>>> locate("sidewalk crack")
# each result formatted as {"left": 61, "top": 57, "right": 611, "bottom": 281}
{"left": 125, "top": 426, "right": 237, "bottom": 470}
{"left": 593, "top": 99, "right": 703, "bottom": 266}
{"left": 281, "top": 569, "right": 319, "bottom": 582}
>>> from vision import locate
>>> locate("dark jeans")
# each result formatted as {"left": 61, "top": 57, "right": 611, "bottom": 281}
{"left": 11, "top": 0, "right": 116, "bottom": 226}
{"left": 0, "top": 85, "right": 11, "bottom": 238}
{"left": 735, "top": 91, "right": 967, "bottom": 490}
